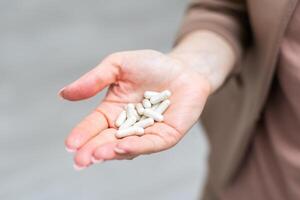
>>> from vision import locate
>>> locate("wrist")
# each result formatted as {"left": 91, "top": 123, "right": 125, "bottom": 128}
{"left": 167, "top": 52, "right": 212, "bottom": 96}
{"left": 168, "top": 51, "right": 221, "bottom": 95}
{"left": 169, "top": 30, "right": 236, "bottom": 94}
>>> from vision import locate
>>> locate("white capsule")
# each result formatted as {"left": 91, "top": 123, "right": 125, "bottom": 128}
{"left": 150, "top": 90, "right": 171, "bottom": 104}
{"left": 139, "top": 115, "right": 147, "bottom": 121}
{"left": 126, "top": 103, "right": 134, "bottom": 117}
{"left": 119, "top": 116, "right": 137, "bottom": 129}
{"left": 142, "top": 99, "right": 152, "bottom": 108}
{"left": 134, "top": 117, "right": 154, "bottom": 128}
{"left": 144, "top": 91, "right": 159, "bottom": 99}
{"left": 126, "top": 103, "right": 139, "bottom": 119}
{"left": 132, "top": 108, "right": 140, "bottom": 120}
{"left": 143, "top": 109, "right": 164, "bottom": 122}
{"left": 115, "top": 110, "right": 127, "bottom": 127}
{"left": 115, "top": 126, "right": 144, "bottom": 138}
{"left": 155, "top": 99, "right": 171, "bottom": 114}
{"left": 151, "top": 103, "right": 160, "bottom": 110}
{"left": 135, "top": 103, "right": 145, "bottom": 115}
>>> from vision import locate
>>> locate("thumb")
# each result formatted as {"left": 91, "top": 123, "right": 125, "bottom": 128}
{"left": 59, "top": 54, "right": 120, "bottom": 101}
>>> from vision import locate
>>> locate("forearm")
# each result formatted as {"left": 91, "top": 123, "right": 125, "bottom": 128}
{"left": 170, "top": 30, "right": 236, "bottom": 94}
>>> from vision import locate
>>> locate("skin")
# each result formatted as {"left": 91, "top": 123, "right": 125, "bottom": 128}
{"left": 59, "top": 30, "right": 236, "bottom": 169}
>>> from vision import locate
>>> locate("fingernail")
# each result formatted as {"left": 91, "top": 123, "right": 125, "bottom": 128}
{"left": 65, "top": 146, "right": 76, "bottom": 153}
{"left": 73, "top": 164, "right": 86, "bottom": 171}
{"left": 91, "top": 156, "right": 104, "bottom": 164}
{"left": 58, "top": 87, "right": 65, "bottom": 100}
{"left": 114, "top": 147, "right": 127, "bottom": 154}
{"left": 73, "top": 138, "right": 81, "bottom": 149}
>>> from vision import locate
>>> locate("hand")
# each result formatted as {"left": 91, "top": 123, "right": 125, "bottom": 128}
{"left": 60, "top": 50, "right": 211, "bottom": 169}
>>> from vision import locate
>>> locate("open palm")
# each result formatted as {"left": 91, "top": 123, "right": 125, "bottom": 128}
{"left": 60, "top": 50, "right": 210, "bottom": 169}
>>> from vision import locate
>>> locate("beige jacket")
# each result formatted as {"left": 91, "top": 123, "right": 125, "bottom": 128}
{"left": 176, "top": 0, "right": 299, "bottom": 199}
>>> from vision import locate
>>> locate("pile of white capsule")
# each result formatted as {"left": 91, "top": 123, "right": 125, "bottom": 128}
{"left": 114, "top": 90, "right": 171, "bottom": 138}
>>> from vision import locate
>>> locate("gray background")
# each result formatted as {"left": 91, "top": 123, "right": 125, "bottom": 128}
{"left": 0, "top": 0, "right": 209, "bottom": 199}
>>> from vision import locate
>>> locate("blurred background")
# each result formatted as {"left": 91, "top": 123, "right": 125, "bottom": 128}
{"left": 0, "top": 0, "right": 209, "bottom": 199}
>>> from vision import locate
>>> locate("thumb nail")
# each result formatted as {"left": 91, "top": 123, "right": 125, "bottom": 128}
{"left": 58, "top": 87, "right": 65, "bottom": 100}
{"left": 73, "top": 164, "right": 86, "bottom": 171}
{"left": 114, "top": 147, "right": 127, "bottom": 154}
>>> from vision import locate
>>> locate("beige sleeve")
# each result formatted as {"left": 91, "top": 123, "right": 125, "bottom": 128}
{"left": 175, "top": 0, "right": 251, "bottom": 73}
